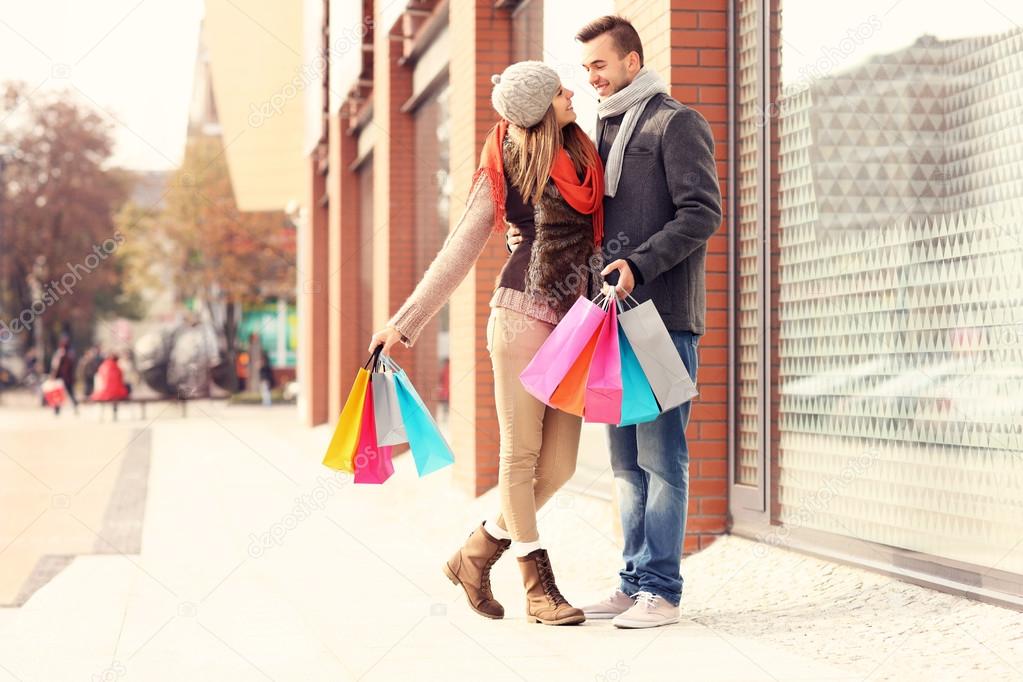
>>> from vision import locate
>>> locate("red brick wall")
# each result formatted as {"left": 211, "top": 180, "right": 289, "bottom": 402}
{"left": 327, "top": 113, "right": 364, "bottom": 419}
{"left": 617, "top": 0, "right": 731, "bottom": 554}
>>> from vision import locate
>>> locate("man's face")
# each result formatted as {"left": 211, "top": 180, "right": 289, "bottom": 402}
{"left": 580, "top": 33, "right": 640, "bottom": 99}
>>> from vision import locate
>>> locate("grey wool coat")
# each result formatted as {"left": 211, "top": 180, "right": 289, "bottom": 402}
{"left": 597, "top": 93, "right": 723, "bottom": 335}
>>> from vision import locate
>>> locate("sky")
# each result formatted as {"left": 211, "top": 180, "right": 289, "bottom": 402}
{"left": 0, "top": 0, "right": 205, "bottom": 171}
{"left": 1, "top": 0, "right": 1019, "bottom": 171}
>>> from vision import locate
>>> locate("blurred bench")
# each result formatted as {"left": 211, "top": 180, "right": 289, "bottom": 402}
{"left": 94, "top": 397, "right": 190, "bottom": 422}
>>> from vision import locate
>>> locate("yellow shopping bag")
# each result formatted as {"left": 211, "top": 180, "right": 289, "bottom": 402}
{"left": 322, "top": 349, "right": 379, "bottom": 472}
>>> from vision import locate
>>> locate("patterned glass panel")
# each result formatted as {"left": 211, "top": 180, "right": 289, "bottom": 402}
{"left": 774, "top": 2, "right": 1023, "bottom": 574}
{"left": 736, "top": 0, "right": 763, "bottom": 487}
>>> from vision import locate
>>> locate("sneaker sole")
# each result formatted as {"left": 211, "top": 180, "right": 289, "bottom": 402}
{"left": 612, "top": 616, "right": 680, "bottom": 629}
{"left": 442, "top": 563, "right": 503, "bottom": 620}
{"left": 526, "top": 614, "right": 586, "bottom": 626}
{"left": 582, "top": 611, "right": 624, "bottom": 620}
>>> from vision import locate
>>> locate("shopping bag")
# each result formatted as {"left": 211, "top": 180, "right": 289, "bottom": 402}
{"left": 584, "top": 296, "right": 623, "bottom": 423}
{"left": 372, "top": 370, "right": 407, "bottom": 446}
{"left": 617, "top": 321, "right": 661, "bottom": 426}
{"left": 42, "top": 378, "right": 67, "bottom": 408}
{"left": 322, "top": 348, "right": 379, "bottom": 472}
{"left": 549, "top": 322, "right": 603, "bottom": 417}
{"left": 617, "top": 294, "right": 698, "bottom": 411}
{"left": 353, "top": 376, "right": 395, "bottom": 484}
{"left": 387, "top": 357, "right": 455, "bottom": 477}
{"left": 519, "top": 294, "right": 607, "bottom": 404}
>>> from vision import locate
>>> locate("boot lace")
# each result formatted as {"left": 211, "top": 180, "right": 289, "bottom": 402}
{"left": 480, "top": 542, "right": 508, "bottom": 594}
{"left": 535, "top": 553, "right": 568, "bottom": 606}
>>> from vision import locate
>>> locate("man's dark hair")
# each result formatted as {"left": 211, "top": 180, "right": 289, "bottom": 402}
{"left": 575, "top": 15, "right": 644, "bottom": 67}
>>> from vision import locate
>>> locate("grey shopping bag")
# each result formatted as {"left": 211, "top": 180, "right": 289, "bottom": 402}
{"left": 372, "top": 369, "right": 408, "bottom": 446}
{"left": 617, "top": 294, "right": 698, "bottom": 411}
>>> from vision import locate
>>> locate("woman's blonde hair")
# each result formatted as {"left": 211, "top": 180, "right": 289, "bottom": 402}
{"left": 506, "top": 107, "right": 598, "bottom": 205}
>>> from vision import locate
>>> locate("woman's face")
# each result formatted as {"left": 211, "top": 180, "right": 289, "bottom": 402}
{"left": 551, "top": 83, "right": 576, "bottom": 127}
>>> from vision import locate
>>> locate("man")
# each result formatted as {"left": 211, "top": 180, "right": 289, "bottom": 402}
{"left": 509, "top": 15, "right": 721, "bottom": 629}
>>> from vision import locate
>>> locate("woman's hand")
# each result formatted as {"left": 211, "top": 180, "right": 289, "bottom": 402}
{"left": 368, "top": 326, "right": 404, "bottom": 356}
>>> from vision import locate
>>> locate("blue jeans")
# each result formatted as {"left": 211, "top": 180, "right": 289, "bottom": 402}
{"left": 607, "top": 330, "right": 699, "bottom": 606}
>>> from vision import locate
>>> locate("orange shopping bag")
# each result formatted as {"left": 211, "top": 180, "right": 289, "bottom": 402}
{"left": 322, "top": 348, "right": 379, "bottom": 472}
{"left": 548, "top": 323, "right": 603, "bottom": 417}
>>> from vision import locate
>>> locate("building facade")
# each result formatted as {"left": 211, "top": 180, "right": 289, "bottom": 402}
{"left": 299, "top": 0, "right": 731, "bottom": 554}
{"left": 297, "top": 0, "right": 1023, "bottom": 604}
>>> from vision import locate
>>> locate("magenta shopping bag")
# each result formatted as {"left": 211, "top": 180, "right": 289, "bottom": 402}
{"left": 353, "top": 376, "right": 395, "bottom": 484}
{"left": 584, "top": 297, "right": 623, "bottom": 423}
{"left": 519, "top": 295, "right": 607, "bottom": 405}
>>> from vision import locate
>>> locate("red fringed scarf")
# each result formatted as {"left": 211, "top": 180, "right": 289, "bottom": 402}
{"left": 472, "top": 120, "right": 605, "bottom": 246}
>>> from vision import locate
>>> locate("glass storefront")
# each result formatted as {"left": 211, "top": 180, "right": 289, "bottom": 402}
{"left": 412, "top": 85, "right": 451, "bottom": 415}
{"left": 733, "top": 0, "right": 1023, "bottom": 582}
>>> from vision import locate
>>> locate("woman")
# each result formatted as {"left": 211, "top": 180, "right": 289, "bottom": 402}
{"left": 369, "top": 61, "right": 605, "bottom": 626}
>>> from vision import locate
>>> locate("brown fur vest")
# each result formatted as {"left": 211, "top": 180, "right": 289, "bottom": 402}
{"left": 503, "top": 137, "right": 601, "bottom": 316}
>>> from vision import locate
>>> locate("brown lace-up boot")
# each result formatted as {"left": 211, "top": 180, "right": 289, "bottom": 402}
{"left": 517, "top": 549, "right": 585, "bottom": 625}
{"left": 443, "top": 523, "right": 511, "bottom": 619}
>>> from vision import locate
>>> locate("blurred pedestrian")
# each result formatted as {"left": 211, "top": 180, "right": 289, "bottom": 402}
{"left": 79, "top": 345, "right": 103, "bottom": 399}
{"left": 236, "top": 349, "right": 249, "bottom": 392}
{"left": 23, "top": 346, "right": 40, "bottom": 395}
{"left": 91, "top": 352, "right": 130, "bottom": 418}
{"left": 49, "top": 336, "right": 78, "bottom": 416}
{"left": 258, "top": 350, "right": 274, "bottom": 407}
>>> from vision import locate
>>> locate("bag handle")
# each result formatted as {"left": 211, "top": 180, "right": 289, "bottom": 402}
{"left": 380, "top": 354, "right": 402, "bottom": 373}
{"left": 364, "top": 345, "right": 383, "bottom": 371}
{"left": 596, "top": 285, "right": 632, "bottom": 311}
{"left": 616, "top": 291, "right": 641, "bottom": 310}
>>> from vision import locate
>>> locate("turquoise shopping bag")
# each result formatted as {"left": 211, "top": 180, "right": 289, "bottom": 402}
{"left": 386, "top": 358, "right": 455, "bottom": 477}
{"left": 617, "top": 321, "right": 661, "bottom": 426}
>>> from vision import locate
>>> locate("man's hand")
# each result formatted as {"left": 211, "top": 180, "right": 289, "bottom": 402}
{"left": 506, "top": 226, "right": 524, "bottom": 252}
{"left": 368, "top": 326, "right": 403, "bottom": 356}
{"left": 600, "top": 259, "right": 636, "bottom": 298}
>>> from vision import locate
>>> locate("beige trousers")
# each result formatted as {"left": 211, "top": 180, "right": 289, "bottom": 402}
{"left": 487, "top": 306, "right": 582, "bottom": 543}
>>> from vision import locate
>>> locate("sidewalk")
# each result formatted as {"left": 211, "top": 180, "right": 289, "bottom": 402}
{"left": 0, "top": 403, "right": 1020, "bottom": 681}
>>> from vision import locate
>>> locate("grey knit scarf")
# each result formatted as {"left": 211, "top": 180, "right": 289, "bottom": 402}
{"left": 597, "top": 68, "right": 669, "bottom": 197}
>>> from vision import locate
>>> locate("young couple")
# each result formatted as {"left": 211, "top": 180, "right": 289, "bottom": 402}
{"left": 369, "top": 15, "right": 722, "bottom": 629}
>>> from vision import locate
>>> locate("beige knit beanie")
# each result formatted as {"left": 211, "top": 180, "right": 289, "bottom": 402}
{"left": 489, "top": 61, "right": 561, "bottom": 128}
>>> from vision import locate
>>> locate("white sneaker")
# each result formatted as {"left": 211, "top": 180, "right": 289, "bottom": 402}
{"left": 581, "top": 588, "right": 635, "bottom": 620}
{"left": 611, "top": 591, "right": 679, "bottom": 629}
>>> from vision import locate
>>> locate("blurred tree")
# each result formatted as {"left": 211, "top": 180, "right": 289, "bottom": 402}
{"left": 0, "top": 82, "right": 137, "bottom": 355}
{"left": 149, "top": 135, "right": 295, "bottom": 390}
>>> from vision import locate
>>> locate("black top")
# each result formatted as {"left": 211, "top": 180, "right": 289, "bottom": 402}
{"left": 495, "top": 167, "right": 535, "bottom": 292}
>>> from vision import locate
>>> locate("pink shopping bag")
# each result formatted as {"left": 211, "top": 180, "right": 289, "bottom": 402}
{"left": 519, "top": 294, "right": 608, "bottom": 405}
{"left": 584, "top": 296, "right": 623, "bottom": 423}
{"left": 353, "top": 376, "right": 395, "bottom": 484}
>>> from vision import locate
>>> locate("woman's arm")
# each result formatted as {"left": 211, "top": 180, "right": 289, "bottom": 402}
{"left": 380, "top": 173, "right": 497, "bottom": 349}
